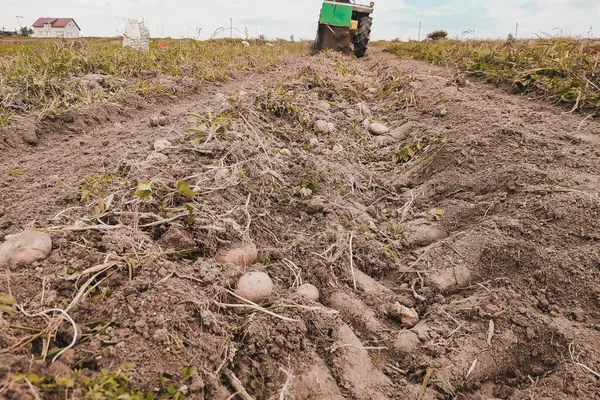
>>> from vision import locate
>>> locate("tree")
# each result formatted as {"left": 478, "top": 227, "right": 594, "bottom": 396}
{"left": 426, "top": 30, "right": 448, "bottom": 41}
{"left": 20, "top": 27, "right": 33, "bottom": 37}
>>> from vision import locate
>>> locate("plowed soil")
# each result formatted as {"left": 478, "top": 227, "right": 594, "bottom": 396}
{"left": 1, "top": 47, "right": 600, "bottom": 399}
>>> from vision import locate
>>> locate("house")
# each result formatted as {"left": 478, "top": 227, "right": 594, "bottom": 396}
{"left": 32, "top": 18, "right": 81, "bottom": 38}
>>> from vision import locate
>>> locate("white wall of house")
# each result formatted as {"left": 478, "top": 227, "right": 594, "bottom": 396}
{"left": 32, "top": 21, "right": 80, "bottom": 38}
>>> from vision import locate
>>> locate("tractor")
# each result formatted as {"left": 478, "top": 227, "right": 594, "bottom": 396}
{"left": 314, "top": 0, "right": 374, "bottom": 58}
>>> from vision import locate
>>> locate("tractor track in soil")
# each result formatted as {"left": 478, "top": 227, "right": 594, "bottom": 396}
{"left": 1, "top": 48, "right": 600, "bottom": 399}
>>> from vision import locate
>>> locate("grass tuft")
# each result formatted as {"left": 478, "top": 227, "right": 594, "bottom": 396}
{"left": 385, "top": 38, "right": 600, "bottom": 112}
{"left": 0, "top": 38, "right": 308, "bottom": 121}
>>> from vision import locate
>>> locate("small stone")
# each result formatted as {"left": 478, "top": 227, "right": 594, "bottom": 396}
{"left": 357, "top": 102, "right": 371, "bottom": 116}
{"left": 216, "top": 242, "right": 258, "bottom": 267}
{"left": 215, "top": 93, "right": 227, "bottom": 103}
{"left": 178, "top": 385, "right": 189, "bottom": 395}
{"left": 393, "top": 330, "right": 421, "bottom": 354}
{"left": 439, "top": 109, "right": 448, "bottom": 117}
{"left": 319, "top": 100, "right": 331, "bottom": 111}
{"left": 309, "top": 138, "right": 320, "bottom": 148}
{"left": 526, "top": 327, "right": 536, "bottom": 340}
{"left": 154, "top": 139, "right": 171, "bottom": 152}
{"left": 368, "top": 122, "right": 390, "bottom": 135}
{"left": 236, "top": 271, "right": 274, "bottom": 303}
{"left": 146, "top": 152, "right": 168, "bottom": 164}
{"left": 134, "top": 320, "right": 147, "bottom": 333}
{"left": 297, "top": 283, "right": 319, "bottom": 301}
{"left": 280, "top": 148, "right": 292, "bottom": 157}
{"left": 388, "top": 303, "right": 420, "bottom": 328}
{"left": 0, "top": 230, "right": 52, "bottom": 267}
{"left": 332, "top": 144, "right": 344, "bottom": 154}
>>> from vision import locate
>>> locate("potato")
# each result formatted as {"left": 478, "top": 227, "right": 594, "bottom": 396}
{"left": 315, "top": 120, "right": 335, "bottom": 134}
{"left": 296, "top": 283, "right": 319, "bottom": 302}
{"left": 216, "top": 242, "right": 257, "bottom": 267}
{"left": 236, "top": 271, "right": 274, "bottom": 303}
{"left": 368, "top": 122, "right": 390, "bottom": 135}
{"left": 0, "top": 230, "right": 52, "bottom": 267}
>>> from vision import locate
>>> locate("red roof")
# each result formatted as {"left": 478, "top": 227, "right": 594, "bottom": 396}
{"left": 32, "top": 18, "right": 80, "bottom": 30}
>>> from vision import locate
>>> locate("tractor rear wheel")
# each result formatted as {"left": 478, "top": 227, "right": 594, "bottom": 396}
{"left": 354, "top": 16, "right": 372, "bottom": 58}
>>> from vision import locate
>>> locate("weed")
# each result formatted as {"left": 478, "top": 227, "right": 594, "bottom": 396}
{"left": 0, "top": 294, "right": 16, "bottom": 314}
{"left": 9, "top": 169, "right": 24, "bottom": 177}
{"left": 80, "top": 172, "right": 124, "bottom": 203}
{"left": 0, "top": 108, "right": 13, "bottom": 127}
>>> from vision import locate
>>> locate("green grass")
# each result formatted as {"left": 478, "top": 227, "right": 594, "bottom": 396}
{"left": 0, "top": 38, "right": 308, "bottom": 120}
{"left": 385, "top": 38, "right": 600, "bottom": 112}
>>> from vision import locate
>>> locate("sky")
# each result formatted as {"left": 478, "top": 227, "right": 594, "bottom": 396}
{"left": 2, "top": 0, "right": 599, "bottom": 41}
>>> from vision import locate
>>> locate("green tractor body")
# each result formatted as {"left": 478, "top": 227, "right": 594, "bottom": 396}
{"left": 314, "top": 1, "right": 374, "bottom": 58}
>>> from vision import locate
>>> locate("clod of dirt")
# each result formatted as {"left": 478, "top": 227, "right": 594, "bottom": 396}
{"left": 296, "top": 283, "right": 319, "bottom": 301}
{"left": 153, "top": 139, "right": 171, "bottom": 152}
{"left": 0, "top": 230, "right": 52, "bottom": 267}
{"left": 79, "top": 73, "right": 108, "bottom": 90}
{"left": 290, "top": 355, "right": 345, "bottom": 399}
{"left": 388, "top": 302, "right": 420, "bottom": 328}
{"left": 150, "top": 115, "right": 170, "bottom": 127}
{"left": 429, "top": 264, "right": 472, "bottom": 293}
{"left": 393, "top": 330, "right": 421, "bottom": 354}
{"left": 20, "top": 128, "right": 38, "bottom": 145}
{"left": 315, "top": 120, "right": 335, "bottom": 134}
{"left": 157, "top": 226, "right": 195, "bottom": 252}
{"left": 146, "top": 152, "right": 168, "bottom": 164}
{"left": 362, "top": 118, "right": 371, "bottom": 130}
{"left": 330, "top": 292, "right": 383, "bottom": 332}
{"left": 216, "top": 242, "right": 258, "bottom": 266}
{"left": 354, "top": 269, "right": 390, "bottom": 294}
{"left": 330, "top": 323, "right": 393, "bottom": 399}
{"left": 235, "top": 271, "right": 273, "bottom": 303}
{"left": 404, "top": 219, "right": 449, "bottom": 247}
{"left": 368, "top": 122, "right": 390, "bottom": 135}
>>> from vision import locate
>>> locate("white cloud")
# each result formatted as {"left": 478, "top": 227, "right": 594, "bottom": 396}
{"left": 1, "top": 0, "right": 597, "bottom": 40}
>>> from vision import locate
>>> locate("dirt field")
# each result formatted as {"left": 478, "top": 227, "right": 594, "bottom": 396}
{"left": 1, "top": 47, "right": 600, "bottom": 399}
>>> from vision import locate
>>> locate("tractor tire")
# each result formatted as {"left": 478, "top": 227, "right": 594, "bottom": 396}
{"left": 354, "top": 16, "right": 372, "bottom": 58}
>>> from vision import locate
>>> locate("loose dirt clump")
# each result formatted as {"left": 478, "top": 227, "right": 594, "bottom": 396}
{"left": 1, "top": 48, "right": 600, "bottom": 399}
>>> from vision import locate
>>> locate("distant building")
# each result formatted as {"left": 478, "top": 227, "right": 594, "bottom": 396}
{"left": 32, "top": 18, "right": 81, "bottom": 38}
{"left": 0, "top": 29, "right": 19, "bottom": 37}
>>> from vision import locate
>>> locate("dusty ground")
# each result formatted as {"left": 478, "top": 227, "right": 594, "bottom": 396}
{"left": 1, "top": 47, "right": 600, "bottom": 399}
